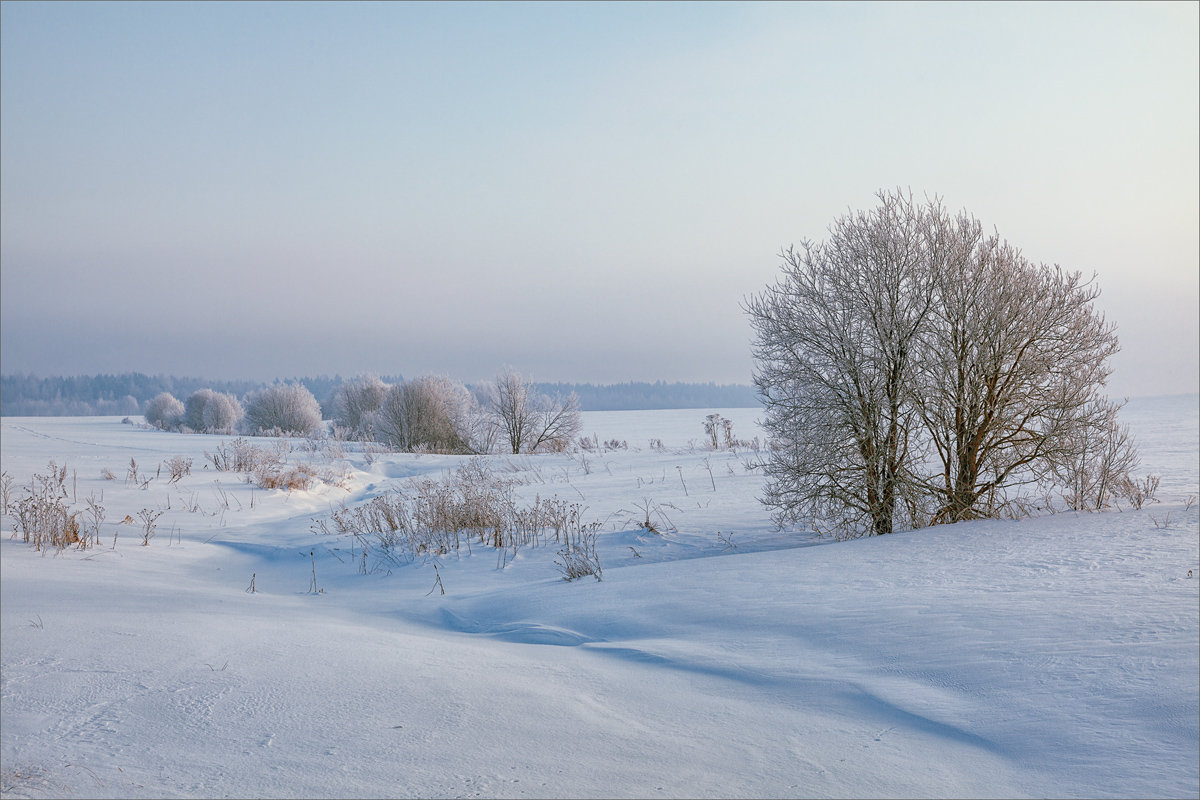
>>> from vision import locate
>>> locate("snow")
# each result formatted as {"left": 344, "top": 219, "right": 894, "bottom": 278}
{"left": 2, "top": 399, "right": 1197, "bottom": 799}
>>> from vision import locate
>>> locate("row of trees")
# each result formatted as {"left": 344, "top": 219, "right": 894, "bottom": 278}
{"left": 145, "top": 369, "right": 582, "bottom": 455}
{"left": 747, "top": 189, "right": 1135, "bottom": 538}
{"left": 329, "top": 369, "right": 581, "bottom": 454}
{"left": 145, "top": 383, "right": 322, "bottom": 437}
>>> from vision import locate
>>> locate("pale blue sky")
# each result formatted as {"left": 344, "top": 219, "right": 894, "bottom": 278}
{"left": 2, "top": 1, "right": 1197, "bottom": 396}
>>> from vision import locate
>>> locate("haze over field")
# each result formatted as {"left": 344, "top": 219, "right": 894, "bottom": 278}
{"left": 1, "top": 2, "right": 1197, "bottom": 396}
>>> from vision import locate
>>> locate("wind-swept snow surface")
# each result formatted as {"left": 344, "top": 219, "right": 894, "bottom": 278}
{"left": 2, "top": 400, "right": 1197, "bottom": 798}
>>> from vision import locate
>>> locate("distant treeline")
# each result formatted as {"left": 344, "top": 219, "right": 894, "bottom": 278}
{"left": 0, "top": 373, "right": 757, "bottom": 417}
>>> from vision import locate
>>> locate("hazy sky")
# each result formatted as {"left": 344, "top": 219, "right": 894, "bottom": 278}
{"left": 2, "top": 1, "right": 1197, "bottom": 396}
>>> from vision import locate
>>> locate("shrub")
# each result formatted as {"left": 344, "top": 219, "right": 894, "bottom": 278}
{"left": 253, "top": 462, "right": 318, "bottom": 491}
{"left": 12, "top": 462, "right": 84, "bottom": 553}
{"left": 376, "top": 376, "right": 478, "bottom": 453}
{"left": 1118, "top": 473, "right": 1160, "bottom": 510}
{"left": 204, "top": 437, "right": 288, "bottom": 473}
{"left": 703, "top": 414, "right": 737, "bottom": 449}
{"left": 144, "top": 392, "right": 185, "bottom": 430}
{"left": 204, "top": 391, "right": 244, "bottom": 433}
{"left": 555, "top": 531, "right": 603, "bottom": 581}
{"left": 331, "top": 375, "right": 389, "bottom": 440}
{"left": 185, "top": 389, "right": 244, "bottom": 434}
{"left": 164, "top": 455, "right": 192, "bottom": 483}
{"left": 244, "top": 383, "right": 323, "bottom": 436}
{"left": 1052, "top": 397, "right": 1140, "bottom": 511}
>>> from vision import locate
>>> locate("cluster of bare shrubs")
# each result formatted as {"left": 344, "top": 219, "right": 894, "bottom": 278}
{"left": 4, "top": 461, "right": 168, "bottom": 553}
{"left": 205, "top": 437, "right": 289, "bottom": 472}
{"left": 10, "top": 463, "right": 83, "bottom": 552}
{"left": 704, "top": 414, "right": 736, "bottom": 450}
{"left": 165, "top": 455, "right": 192, "bottom": 483}
{"left": 579, "top": 434, "right": 628, "bottom": 452}
{"left": 701, "top": 414, "right": 759, "bottom": 451}
{"left": 253, "top": 463, "right": 321, "bottom": 491}
{"left": 1119, "top": 474, "right": 1161, "bottom": 510}
{"left": 1049, "top": 397, "right": 1160, "bottom": 512}
{"left": 313, "top": 459, "right": 602, "bottom": 579}
{"left": 553, "top": 530, "right": 603, "bottom": 581}
{"left": 204, "top": 437, "right": 346, "bottom": 492}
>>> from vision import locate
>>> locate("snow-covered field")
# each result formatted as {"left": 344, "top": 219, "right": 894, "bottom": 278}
{"left": 2, "top": 398, "right": 1197, "bottom": 799}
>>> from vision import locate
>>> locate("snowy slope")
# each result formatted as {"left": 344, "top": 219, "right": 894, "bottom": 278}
{"left": 2, "top": 400, "right": 1197, "bottom": 799}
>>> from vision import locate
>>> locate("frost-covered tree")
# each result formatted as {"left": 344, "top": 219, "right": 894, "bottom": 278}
{"left": 204, "top": 391, "right": 244, "bottom": 434}
{"left": 489, "top": 368, "right": 581, "bottom": 454}
{"left": 243, "top": 383, "right": 323, "bottom": 436}
{"left": 914, "top": 207, "right": 1121, "bottom": 522}
{"left": 184, "top": 390, "right": 210, "bottom": 432}
{"left": 376, "top": 375, "right": 477, "bottom": 453}
{"left": 183, "top": 388, "right": 243, "bottom": 434}
{"left": 331, "top": 375, "right": 389, "bottom": 440}
{"left": 144, "top": 392, "right": 185, "bottom": 430}
{"left": 747, "top": 190, "right": 934, "bottom": 537}
{"left": 748, "top": 189, "right": 1127, "bottom": 537}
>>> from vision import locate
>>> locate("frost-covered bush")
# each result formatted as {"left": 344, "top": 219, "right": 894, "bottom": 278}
{"left": 332, "top": 375, "right": 389, "bottom": 440}
{"left": 185, "top": 389, "right": 244, "bottom": 434}
{"left": 144, "top": 392, "right": 185, "bottom": 430}
{"left": 1051, "top": 397, "right": 1140, "bottom": 512}
{"left": 204, "top": 437, "right": 288, "bottom": 473}
{"left": 313, "top": 460, "right": 600, "bottom": 567}
{"left": 376, "top": 376, "right": 478, "bottom": 453}
{"left": 203, "top": 391, "right": 244, "bottom": 433}
{"left": 243, "top": 383, "right": 323, "bottom": 437}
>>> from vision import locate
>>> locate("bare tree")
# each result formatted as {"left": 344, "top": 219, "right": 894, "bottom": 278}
{"left": 914, "top": 206, "right": 1121, "bottom": 522}
{"left": 747, "top": 190, "right": 934, "bottom": 537}
{"left": 491, "top": 370, "right": 533, "bottom": 455}
{"left": 331, "top": 375, "right": 389, "bottom": 440}
{"left": 490, "top": 368, "right": 582, "bottom": 454}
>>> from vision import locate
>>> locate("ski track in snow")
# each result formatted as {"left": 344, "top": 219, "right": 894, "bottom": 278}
{"left": 1, "top": 401, "right": 1197, "bottom": 799}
